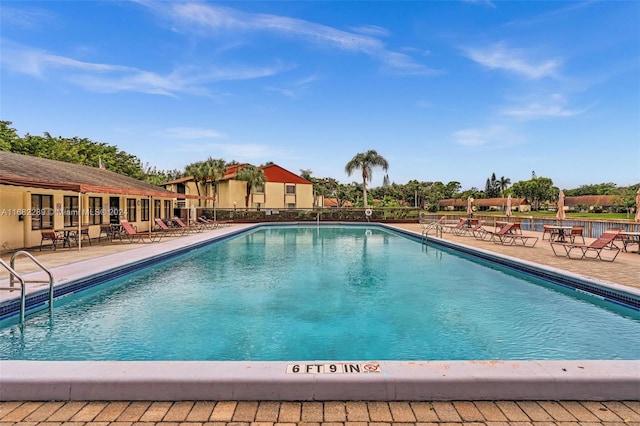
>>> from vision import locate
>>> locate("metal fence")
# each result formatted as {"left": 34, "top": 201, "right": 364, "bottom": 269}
{"left": 420, "top": 213, "right": 640, "bottom": 239}
{"left": 190, "top": 208, "right": 639, "bottom": 239}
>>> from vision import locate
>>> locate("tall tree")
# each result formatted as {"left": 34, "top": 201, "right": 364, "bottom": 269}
{"left": 235, "top": 165, "right": 266, "bottom": 208}
{"left": 203, "top": 157, "right": 228, "bottom": 219}
{"left": 184, "top": 161, "right": 205, "bottom": 203}
{"left": 345, "top": 150, "right": 389, "bottom": 208}
{"left": 484, "top": 172, "right": 500, "bottom": 198}
{"left": 498, "top": 176, "right": 511, "bottom": 197}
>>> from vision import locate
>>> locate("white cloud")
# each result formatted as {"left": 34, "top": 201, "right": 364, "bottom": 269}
{"left": 161, "top": 127, "right": 226, "bottom": 139}
{"left": 0, "top": 39, "right": 290, "bottom": 96}
{"left": 501, "top": 93, "right": 586, "bottom": 119}
{"left": 348, "top": 25, "right": 391, "bottom": 38}
{"left": 464, "top": 42, "right": 561, "bottom": 79}
{"left": 462, "top": 0, "right": 497, "bottom": 9}
{"left": 453, "top": 125, "right": 525, "bottom": 147}
{"left": 141, "top": 2, "right": 436, "bottom": 75}
{"left": 266, "top": 74, "right": 322, "bottom": 98}
{"left": 0, "top": 7, "right": 59, "bottom": 30}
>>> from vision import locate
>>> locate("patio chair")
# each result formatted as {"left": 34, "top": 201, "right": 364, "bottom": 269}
{"left": 39, "top": 230, "right": 64, "bottom": 251}
{"left": 567, "top": 226, "right": 585, "bottom": 244}
{"left": 154, "top": 218, "right": 188, "bottom": 236}
{"left": 172, "top": 216, "right": 205, "bottom": 233}
{"left": 119, "top": 220, "right": 163, "bottom": 243}
{"left": 542, "top": 225, "right": 554, "bottom": 241}
{"left": 550, "top": 230, "right": 621, "bottom": 262}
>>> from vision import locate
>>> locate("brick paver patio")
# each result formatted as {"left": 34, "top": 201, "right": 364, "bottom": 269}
{"left": 1, "top": 400, "right": 639, "bottom": 425}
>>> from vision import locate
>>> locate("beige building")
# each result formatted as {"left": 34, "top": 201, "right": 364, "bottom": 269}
{"left": 0, "top": 151, "right": 200, "bottom": 251}
{"left": 164, "top": 163, "right": 314, "bottom": 211}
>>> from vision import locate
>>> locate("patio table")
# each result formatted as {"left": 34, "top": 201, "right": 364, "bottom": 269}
{"left": 544, "top": 225, "right": 572, "bottom": 242}
{"left": 619, "top": 231, "right": 640, "bottom": 253}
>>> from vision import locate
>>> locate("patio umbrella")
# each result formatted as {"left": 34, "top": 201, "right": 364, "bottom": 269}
{"left": 556, "top": 190, "right": 566, "bottom": 222}
{"left": 506, "top": 195, "right": 512, "bottom": 218}
{"left": 191, "top": 204, "right": 197, "bottom": 224}
{"left": 635, "top": 188, "right": 640, "bottom": 223}
{"left": 467, "top": 197, "right": 473, "bottom": 215}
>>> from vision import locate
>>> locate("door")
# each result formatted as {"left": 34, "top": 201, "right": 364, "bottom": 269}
{"left": 109, "top": 197, "right": 120, "bottom": 224}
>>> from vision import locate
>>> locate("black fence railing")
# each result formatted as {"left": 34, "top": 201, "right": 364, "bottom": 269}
{"left": 183, "top": 208, "right": 640, "bottom": 238}
{"left": 195, "top": 207, "right": 423, "bottom": 223}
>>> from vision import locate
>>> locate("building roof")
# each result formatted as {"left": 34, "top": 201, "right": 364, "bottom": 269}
{"left": 323, "top": 198, "right": 352, "bottom": 207}
{"left": 438, "top": 199, "right": 467, "bottom": 208}
{"left": 169, "top": 163, "right": 312, "bottom": 185}
{"left": 261, "top": 164, "right": 311, "bottom": 184}
{"left": 438, "top": 197, "right": 528, "bottom": 207}
{"left": 564, "top": 195, "right": 619, "bottom": 207}
{"left": 474, "top": 197, "right": 528, "bottom": 207}
{"left": 0, "top": 151, "right": 198, "bottom": 198}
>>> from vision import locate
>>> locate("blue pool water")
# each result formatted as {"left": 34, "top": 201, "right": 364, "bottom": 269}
{"left": 1, "top": 225, "right": 639, "bottom": 361}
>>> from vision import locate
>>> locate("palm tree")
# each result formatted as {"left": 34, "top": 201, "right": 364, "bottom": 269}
{"left": 345, "top": 150, "right": 389, "bottom": 208}
{"left": 184, "top": 161, "right": 205, "bottom": 205}
{"left": 235, "top": 165, "right": 266, "bottom": 208}
{"left": 202, "top": 157, "right": 227, "bottom": 219}
{"left": 499, "top": 176, "right": 511, "bottom": 198}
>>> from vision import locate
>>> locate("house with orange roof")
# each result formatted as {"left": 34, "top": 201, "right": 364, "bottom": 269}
{"left": 163, "top": 163, "right": 314, "bottom": 211}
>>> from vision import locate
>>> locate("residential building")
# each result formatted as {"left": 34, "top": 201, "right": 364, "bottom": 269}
{"left": 164, "top": 163, "right": 314, "bottom": 210}
{"left": 0, "top": 151, "right": 196, "bottom": 251}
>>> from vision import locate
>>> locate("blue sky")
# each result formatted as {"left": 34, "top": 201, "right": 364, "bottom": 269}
{"left": 1, "top": 1, "right": 639, "bottom": 191}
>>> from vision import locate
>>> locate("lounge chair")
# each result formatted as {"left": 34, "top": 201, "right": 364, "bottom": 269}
{"left": 550, "top": 230, "right": 621, "bottom": 262}
{"left": 473, "top": 222, "right": 513, "bottom": 241}
{"left": 172, "top": 216, "right": 204, "bottom": 233}
{"left": 154, "top": 218, "right": 188, "bottom": 236}
{"left": 442, "top": 218, "right": 466, "bottom": 234}
{"left": 197, "top": 216, "right": 220, "bottom": 229}
{"left": 491, "top": 224, "right": 538, "bottom": 247}
{"left": 455, "top": 220, "right": 485, "bottom": 237}
{"left": 119, "top": 220, "right": 163, "bottom": 243}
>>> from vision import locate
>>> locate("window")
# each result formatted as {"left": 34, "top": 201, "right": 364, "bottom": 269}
{"left": 154, "top": 200, "right": 161, "bottom": 219}
{"left": 164, "top": 200, "right": 172, "bottom": 219}
{"left": 141, "top": 198, "right": 150, "bottom": 221}
{"left": 89, "top": 197, "right": 103, "bottom": 225}
{"left": 287, "top": 203, "right": 296, "bottom": 209}
{"left": 127, "top": 198, "right": 137, "bottom": 222}
{"left": 254, "top": 185, "right": 264, "bottom": 193}
{"left": 63, "top": 196, "right": 79, "bottom": 227}
{"left": 31, "top": 194, "right": 53, "bottom": 230}
{"left": 286, "top": 185, "right": 296, "bottom": 194}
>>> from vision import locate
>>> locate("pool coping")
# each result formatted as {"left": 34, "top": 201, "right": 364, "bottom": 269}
{"left": 1, "top": 222, "right": 639, "bottom": 401}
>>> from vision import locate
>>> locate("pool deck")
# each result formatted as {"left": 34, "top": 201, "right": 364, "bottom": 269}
{"left": 1, "top": 222, "right": 639, "bottom": 421}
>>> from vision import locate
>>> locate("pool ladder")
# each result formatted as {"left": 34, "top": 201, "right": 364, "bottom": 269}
{"left": 0, "top": 251, "right": 54, "bottom": 325}
{"left": 421, "top": 222, "right": 443, "bottom": 243}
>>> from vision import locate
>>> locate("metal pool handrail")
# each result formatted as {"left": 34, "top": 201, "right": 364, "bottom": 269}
{"left": 3, "top": 251, "right": 55, "bottom": 324}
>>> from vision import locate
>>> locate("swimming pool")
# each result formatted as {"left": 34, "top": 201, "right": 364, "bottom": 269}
{"left": 2, "top": 224, "right": 639, "bottom": 361}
